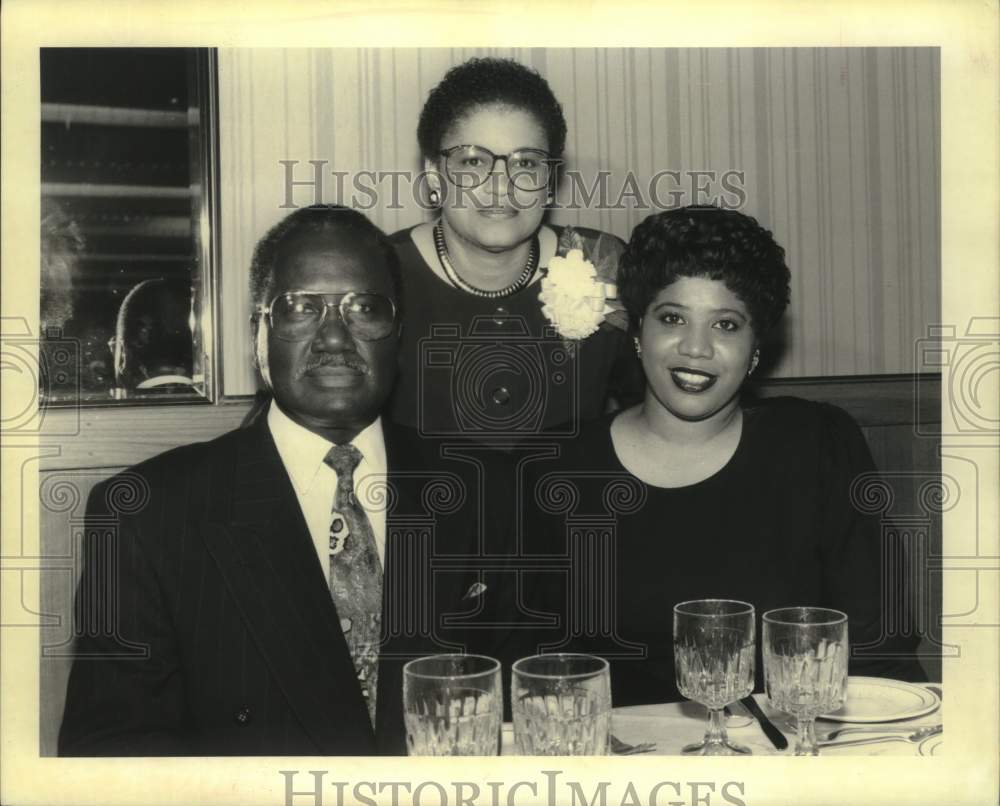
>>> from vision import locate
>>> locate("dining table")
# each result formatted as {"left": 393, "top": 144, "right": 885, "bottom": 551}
{"left": 501, "top": 683, "right": 943, "bottom": 757}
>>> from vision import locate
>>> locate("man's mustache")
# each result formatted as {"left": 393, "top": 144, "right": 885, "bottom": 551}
{"left": 300, "top": 353, "right": 370, "bottom": 375}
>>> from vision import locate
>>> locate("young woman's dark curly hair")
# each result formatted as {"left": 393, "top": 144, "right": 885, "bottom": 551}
{"left": 618, "top": 206, "right": 791, "bottom": 338}
{"left": 417, "top": 58, "right": 568, "bottom": 161}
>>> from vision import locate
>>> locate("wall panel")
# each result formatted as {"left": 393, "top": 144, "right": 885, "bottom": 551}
{"left": 217, "top": 48, "right": 940, "bottom": 395}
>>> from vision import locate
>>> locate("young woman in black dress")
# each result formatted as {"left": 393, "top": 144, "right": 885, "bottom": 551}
{"left": 522, "top": 206, "right": 925, "bottom": 706}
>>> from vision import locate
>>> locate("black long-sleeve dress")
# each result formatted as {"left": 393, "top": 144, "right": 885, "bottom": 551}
{"left": 516, "top": 396, "right": 926, "bottom": 707}
{"left": 386, "top": 223, "right": 643, "bottom": 438}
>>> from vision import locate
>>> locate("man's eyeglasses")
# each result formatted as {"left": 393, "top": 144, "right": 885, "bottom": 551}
{"left": 439, "top": 145, "right": 557, "bottom": 192}
{"left": 258, "top": 291, "right": 397, "bottom": 342}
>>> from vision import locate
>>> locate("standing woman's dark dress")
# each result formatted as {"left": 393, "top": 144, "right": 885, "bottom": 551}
{"left": 387, "top": 223, "right": 642, "bottom": 716}
{"left": 387, "top": 224, "right": 641, "bottom": 437}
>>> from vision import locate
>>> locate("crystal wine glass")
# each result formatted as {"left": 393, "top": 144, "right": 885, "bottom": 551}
{"left": 762, "top": 607, "right": 849, "bottom": 755}
{"left": 673, "top": 599, "right": 756, "bottom": 755}
{"left": 402, "top": 654, "right": 502, "bottom": 755}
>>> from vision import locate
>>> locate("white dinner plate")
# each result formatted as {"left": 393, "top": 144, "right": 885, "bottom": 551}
{"left": 820, "top": 677, "right": 940, "bottom": 723}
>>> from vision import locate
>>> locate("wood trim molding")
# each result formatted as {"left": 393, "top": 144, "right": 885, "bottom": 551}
{"left": 39, "top": 401, "right": 253, "bottom": 471}
{"left": 751, "top": 373, "right": 941, "bottom": 428}
{"left": 38, "top": 374, "right": 942, "bottom": 472}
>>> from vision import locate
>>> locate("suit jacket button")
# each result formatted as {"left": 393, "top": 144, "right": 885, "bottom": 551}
{"left": 235, "top": 706, "right": 252, "bottom": 725}
{"left": 491, "top": 386, "right": 511, "bottom": 406}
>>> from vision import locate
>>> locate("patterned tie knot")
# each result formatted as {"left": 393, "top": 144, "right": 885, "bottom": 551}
{"left": 324, "top": 443, "right": 363, "bottom": 477}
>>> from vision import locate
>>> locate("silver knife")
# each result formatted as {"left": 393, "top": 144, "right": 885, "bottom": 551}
{"left": 739, "top": 696, "right": 789, "bottom": 751}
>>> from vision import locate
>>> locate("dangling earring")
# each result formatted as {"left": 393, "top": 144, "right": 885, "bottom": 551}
{"left": 429, "top": 188, "right": 440, "bottom": 206}
{"left": 748, "top": 349, "right": 760, "bottom": 376}
{"left": 633, "top": 336, "right": 642, "bottom": 357}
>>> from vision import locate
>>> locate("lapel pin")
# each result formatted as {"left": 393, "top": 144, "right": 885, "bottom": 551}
{"left": 463, "top": 582, "right": 487, "bottom": 600}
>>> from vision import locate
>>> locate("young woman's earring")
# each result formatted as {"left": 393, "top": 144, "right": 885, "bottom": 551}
{"left": 748, "top": 349, "right": 760, "bottom": 376}
{"left": 633, "top": 336, "right": 642, "bottom": 357}
{"left": 429, "top": 188, "right": 440, "bottom": 206}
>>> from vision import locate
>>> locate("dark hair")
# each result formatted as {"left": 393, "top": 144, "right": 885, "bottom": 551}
{"left": 114, "top": 277, "right": 194, "bottom": 387}
{"left": 249, "top": 204, "right": 400, "bottom": 309}
{"left": 619, "top": 206, "right": 791, "bottom": 337}
{"left": 417, "top": 58, "right": 567, "bottom": 161}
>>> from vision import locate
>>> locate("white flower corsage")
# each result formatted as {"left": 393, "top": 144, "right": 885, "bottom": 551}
{"left": 539, "top": 227, "right": 627, "bottom": 340}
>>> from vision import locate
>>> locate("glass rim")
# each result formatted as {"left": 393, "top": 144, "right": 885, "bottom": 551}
{"left": 673, "top": 598, "right": 756, "bottom": 617}
{"left": 402, "top": 653, "right": 501, "bottom": 681}
{"left": 762, "top": 606, "right": 848, "bottom": 626}
{"left": 511, "top": 652, "right": 609, "bottom": 680}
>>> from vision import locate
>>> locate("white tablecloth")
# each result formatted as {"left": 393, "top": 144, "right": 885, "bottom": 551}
{"left": 502, "top": 687, "right": 942, "bottom": 757}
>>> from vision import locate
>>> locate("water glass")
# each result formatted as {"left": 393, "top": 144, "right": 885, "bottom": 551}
{"left": 763, "top": 607, "right": 849, "bottom": 755}
{"left": 402, "top": 654, "right": 501, "bottom": 756}
{"left": 673, "top": 599, "right": 756, "bottom": 755}
{"left": 512, "top": 654, "right": 611, "bottom": 755}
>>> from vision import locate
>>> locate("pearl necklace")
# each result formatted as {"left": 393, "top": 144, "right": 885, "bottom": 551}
{"left": 433, "top": 223, "right": 539, "bottom": 299}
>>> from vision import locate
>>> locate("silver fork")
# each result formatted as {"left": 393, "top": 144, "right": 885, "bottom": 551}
{"left": 816, "top": 722, "right": 941, "bottom": 742}
{"left": 818, "top": 723, "right": 942, "bottom": 749}
{"left": 610, "top": 733, "right": 657, "bottom": 755}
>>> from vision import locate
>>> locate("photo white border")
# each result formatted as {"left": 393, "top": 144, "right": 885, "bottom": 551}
{"left": 2, "top": 1, "right": 997, "bottom": 804}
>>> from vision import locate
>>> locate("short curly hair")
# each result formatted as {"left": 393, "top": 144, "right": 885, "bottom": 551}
{"left": 417, "top": 58, "right": 567, "bottom": 161}
{"left": 619, "top": 206, "right": 791, "bottom": 337}
{"left": 249, "top": 204, "right": 400, "bottom": 310}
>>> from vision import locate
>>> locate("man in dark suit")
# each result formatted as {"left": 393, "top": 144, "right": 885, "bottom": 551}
{"left": 59, "top": 205, "right": 500, "bottom": 756}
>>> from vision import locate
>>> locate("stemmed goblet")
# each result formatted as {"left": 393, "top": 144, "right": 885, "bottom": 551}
{"left": 762, "top": 607, "right": 849, "bottom": 756}
{"left": 673, "top": 599, "right": 756, "bottom": 755}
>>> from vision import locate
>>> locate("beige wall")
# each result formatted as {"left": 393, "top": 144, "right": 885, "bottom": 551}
{"left": 218, "top": 47, "right": 941, "bottom": 394}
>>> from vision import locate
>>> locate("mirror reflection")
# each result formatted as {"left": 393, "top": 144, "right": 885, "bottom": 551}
{"left": 39, "top": 48, "right": 214, "bottom": 403}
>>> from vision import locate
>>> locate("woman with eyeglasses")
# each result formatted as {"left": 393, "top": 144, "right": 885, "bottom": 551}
{"left": 387, "top": 57, "right": 642, "bottom": 438}
{"left": 385, "top": 60, "right": 643, "bottom": 714}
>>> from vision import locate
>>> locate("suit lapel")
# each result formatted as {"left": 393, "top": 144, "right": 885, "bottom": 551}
{"left": 374, "top": 425, "right": 493, "bottom": 754}
{"left": 195, "top": 420, "right": 490, "bottom": 756}
{"left": 197, "top": 420, "right": 376, "bottom": 754}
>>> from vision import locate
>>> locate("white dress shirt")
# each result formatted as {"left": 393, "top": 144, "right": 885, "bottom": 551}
{"left": 267, "top": 401, "right": 388, "bottom": 571}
